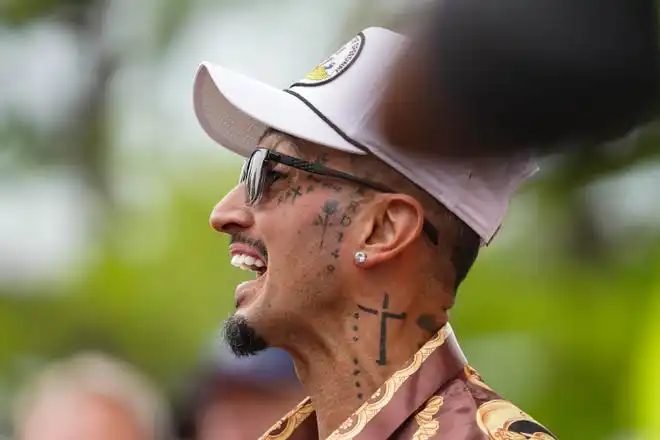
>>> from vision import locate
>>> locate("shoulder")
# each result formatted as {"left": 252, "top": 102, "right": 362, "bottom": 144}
{"left": 456, "top": 365, "right": 558, "bottom": 440}
{"left": 473, "top": 399, "right": 557, "bottom": 440}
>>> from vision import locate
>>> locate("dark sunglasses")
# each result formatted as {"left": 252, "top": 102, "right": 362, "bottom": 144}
{"left": 239, "top": 148, "right": 439, "bottom": 245}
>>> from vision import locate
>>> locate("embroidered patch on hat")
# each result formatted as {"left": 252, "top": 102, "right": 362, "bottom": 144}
{"left": 291, "top": 32, "right": 365, "bottom": 87}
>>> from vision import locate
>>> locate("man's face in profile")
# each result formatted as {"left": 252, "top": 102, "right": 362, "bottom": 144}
{"left": 212, "top": 133, "right": 364, "bottom": 357}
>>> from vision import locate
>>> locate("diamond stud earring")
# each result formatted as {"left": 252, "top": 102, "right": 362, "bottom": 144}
{"left": 354, "top": 251, "right": 367, "bottom": 265}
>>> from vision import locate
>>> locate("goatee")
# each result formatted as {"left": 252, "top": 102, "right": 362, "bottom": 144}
{"left": 222, "top": 314, "right": 269, "bottom": 357}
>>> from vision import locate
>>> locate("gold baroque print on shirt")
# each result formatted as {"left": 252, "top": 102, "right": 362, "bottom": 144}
{"left": 260, "top": 398, "right": 315, "bottom": 440}
{"left": 476, "top": 400, "right": 557, "bottom": 440}
{"left": 325, "top": 326, "right": 452, "bottom": 440}
{"left": 411, "top": 395, "right": 444, "bottom": 440}
{"left": 464, "top": 364, "right": 494, "bottom": 392}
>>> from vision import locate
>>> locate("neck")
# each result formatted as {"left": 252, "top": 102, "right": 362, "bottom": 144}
{"left": 284, "top": 289, "right": 452, "bottom": 439}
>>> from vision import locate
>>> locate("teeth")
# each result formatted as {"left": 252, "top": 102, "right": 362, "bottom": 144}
{"left": 230, "top": 253, "right": 266, "bottom": 272}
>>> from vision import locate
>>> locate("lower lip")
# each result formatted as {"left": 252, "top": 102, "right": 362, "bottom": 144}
{"left": 235, "top": 282, "right": 251, "bottom": 308}
{"left": 234, "top": 275, "right": 265, "bottom": 309}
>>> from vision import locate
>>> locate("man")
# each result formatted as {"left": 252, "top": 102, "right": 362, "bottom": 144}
{"left": 12, "top": 352, "right": 171, "bottom": 440}
{"left": 175, "top": 348, "right": 312, "bottom": 440}
{"left": 193, "top": 27, "right": 555, "bottom": 439}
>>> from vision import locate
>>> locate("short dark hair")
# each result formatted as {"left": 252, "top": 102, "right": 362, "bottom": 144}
{"left": 445, "top": 212, "right": 481, "bottom": 289}
{"left": 344, "top": 145, "right": 482, "bottom": 290}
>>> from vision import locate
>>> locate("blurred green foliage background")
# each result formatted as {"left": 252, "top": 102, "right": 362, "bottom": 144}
{"left": 2, "top": 0, "right": 660, "bottom": 439}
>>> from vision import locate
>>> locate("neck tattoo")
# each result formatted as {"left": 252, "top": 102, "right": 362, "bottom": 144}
{"left": 357, "top": 293, "right": 407, "bottom": 366}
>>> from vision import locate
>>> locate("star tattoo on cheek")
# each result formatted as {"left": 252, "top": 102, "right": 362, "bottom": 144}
{"left": 290, "top": 185, "right": 302, "bottom": 202}
{"left": 277, "top": 181, "right": 306, "bottom": 206}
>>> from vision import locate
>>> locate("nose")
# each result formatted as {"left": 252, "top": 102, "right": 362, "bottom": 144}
{"left": 209, "top": 185, "right": 253, "bottom": 234}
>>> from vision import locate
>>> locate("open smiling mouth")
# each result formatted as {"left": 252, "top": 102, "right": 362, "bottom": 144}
{"left": 230, "top": 249, "right": 268, "bottom": 309}
{"left": 230, "top": 253, "right": 267, "bottom": 277}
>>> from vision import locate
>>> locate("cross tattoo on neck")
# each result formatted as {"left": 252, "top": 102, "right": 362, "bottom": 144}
{"left": 358, "top": 293, "right": 406, "bottom": 366}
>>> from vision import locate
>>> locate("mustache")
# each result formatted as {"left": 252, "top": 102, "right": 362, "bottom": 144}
{"left": 230, "top": 233, "right": 269, "bottom": 261}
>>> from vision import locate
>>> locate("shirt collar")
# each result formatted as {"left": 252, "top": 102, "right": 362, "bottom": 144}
{"left": 259, "top": 323, "right": 468, "bottom": 440}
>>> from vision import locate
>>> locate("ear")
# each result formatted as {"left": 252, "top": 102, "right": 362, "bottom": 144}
{"left": 356, "top": 194, "right": 425, "bottom": 268}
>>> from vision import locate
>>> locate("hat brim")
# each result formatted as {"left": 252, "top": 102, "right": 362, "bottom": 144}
{"left": 193, "top": 62, "right": 367, "bottom": 157}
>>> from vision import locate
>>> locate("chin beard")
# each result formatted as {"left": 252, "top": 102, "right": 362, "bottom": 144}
{"left": 222, "top": 314, "right": 269, "bottom": 357}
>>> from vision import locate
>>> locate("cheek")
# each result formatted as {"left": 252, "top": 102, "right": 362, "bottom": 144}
{"left": 255, "top": 189, "right": 362, "bottom": 319}
{"left": 261, "top": 193, "right": 327, "bottom": 247}
{"left": 260, "top": 193, "right": 347, "bottom": 278}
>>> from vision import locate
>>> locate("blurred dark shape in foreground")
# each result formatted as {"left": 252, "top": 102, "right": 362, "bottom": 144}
{"left": 175, "top": 348, "right": 311, "bottom": 440}
{"left": 12, "top": 352, "right": 171, "bottom": 440}
{"left": 380, "top": 0, "right": 659, "bottom": 159}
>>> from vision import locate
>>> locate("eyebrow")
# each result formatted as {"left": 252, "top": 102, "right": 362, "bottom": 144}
{"left": 258, "top": 129, "right": 304, "bottom": 157}
{"left": 256, "top": 128, "right": 275, "bottom": 146}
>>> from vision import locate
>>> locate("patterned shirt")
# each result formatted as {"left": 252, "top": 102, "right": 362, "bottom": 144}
{"left": 259, "top": 325, "right": 557, "bottom": 440}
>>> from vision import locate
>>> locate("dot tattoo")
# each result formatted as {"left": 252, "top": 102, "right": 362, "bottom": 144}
{"left": 352, "top": 331, "right": 363, "bottom": 400}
